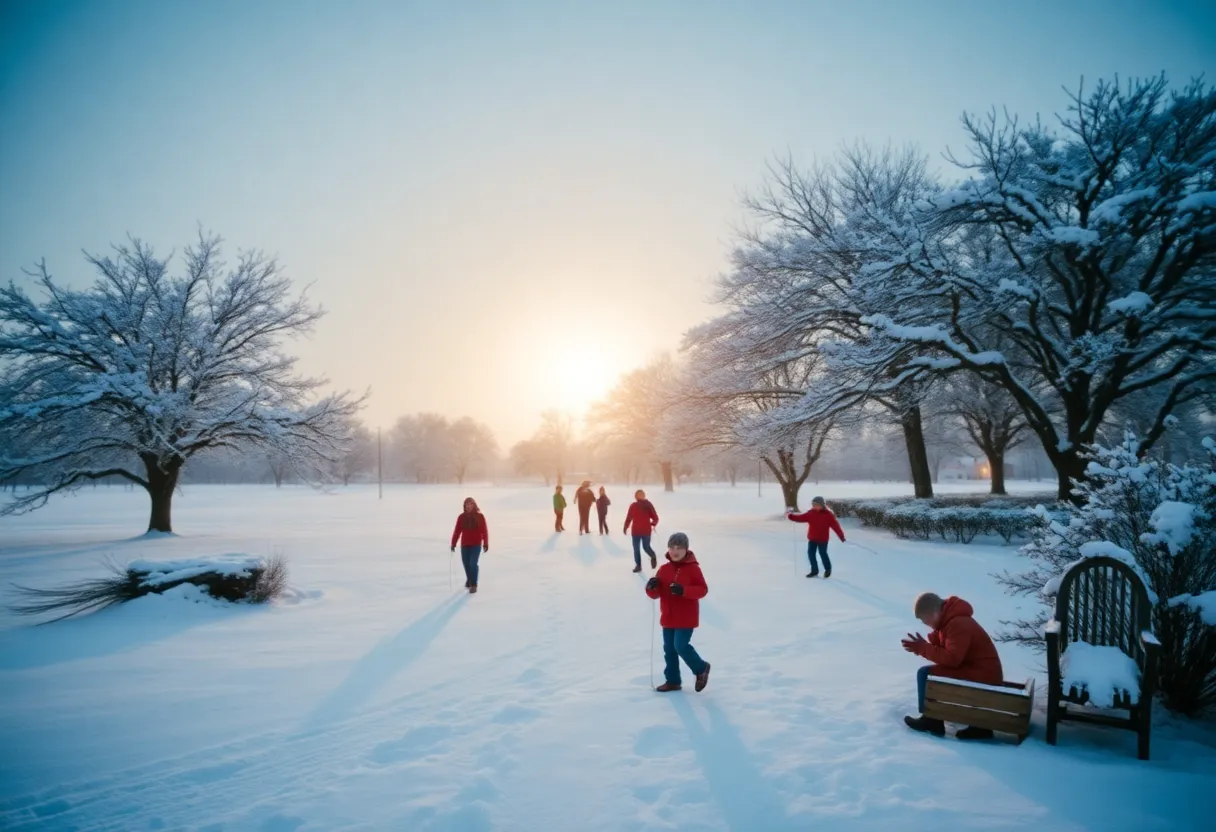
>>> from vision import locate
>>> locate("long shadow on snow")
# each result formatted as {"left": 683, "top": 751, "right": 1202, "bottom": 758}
{"left": 0, "top": 602, "right": 243, "bottom": 670}
{"left": 822, "top": 577, "right": 907, "bottom": 620}
{"left": 572, "top": 535, "right": 598, "bottom": 566}
{"left": 298, "top": 593, "right": 468, "bottom": 732}
{"left": 539, "top": 534, "right": 561, "bottom": 553}
{"left": 669, "top": 696, "right": 795, "bottom": 831}
{"left": 600, "top": 535, "right": 626, "bottom": 557}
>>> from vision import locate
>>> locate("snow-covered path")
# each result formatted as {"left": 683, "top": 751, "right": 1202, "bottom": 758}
{"left": 1, "top": 484, "right": 1213, "bottom": 831}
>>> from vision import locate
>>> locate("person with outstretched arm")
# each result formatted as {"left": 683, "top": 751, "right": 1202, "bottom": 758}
{"left": 450, "top": 496, "right": 489, "bottom": 594}
{"left": 787, "top": 495, "right": 845, "bottom": 578}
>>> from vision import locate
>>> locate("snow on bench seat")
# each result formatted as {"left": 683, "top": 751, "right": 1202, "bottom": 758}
{"left": 927, "top": 677, "right": 1031, "bottom": 696}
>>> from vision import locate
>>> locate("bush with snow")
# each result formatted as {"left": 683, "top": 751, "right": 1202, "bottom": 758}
{"left": 998, "top": 432, "right": 1216, "bottom": 715}
{"left": 10, "top": 554, "right": 288, "bottom": 621}
{"left": 833, "top": 494, "right": 1050, "bottom": 543}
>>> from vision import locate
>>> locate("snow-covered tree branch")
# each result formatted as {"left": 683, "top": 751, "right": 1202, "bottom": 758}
{"left": 0, "top": 233, "right": 364, "bottom": 531}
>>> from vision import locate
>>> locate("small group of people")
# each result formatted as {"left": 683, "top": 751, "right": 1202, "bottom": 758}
{"left": 553, "top": 481, "right": 613, "bottom": 535}
{"left": 554, "top": 484, "right": 662, "bottom": 574}
{"left": 449, "top": 491, "right": 1007, "bottom": 736}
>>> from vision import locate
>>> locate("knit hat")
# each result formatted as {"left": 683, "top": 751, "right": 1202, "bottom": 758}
{"left": 667, "top": 532, "right": 689, "bottom": 549}
{"left": 812, "top": 496, "right": 826, "bottom": 506}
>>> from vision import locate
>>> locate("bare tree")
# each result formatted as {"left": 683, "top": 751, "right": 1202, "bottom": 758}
{"left": 339, "top": 423, "right": 376, "bottom": 486}
{"left": 449, "top": 416, "right": 498, "bottom": 485}
{"left": 389, "top": 413, "right": 453, "bottom": 483}
{"left": 0, "top": 233, "right": 361, "bottom": 532}
{"left": 588, "top": 354, "right": 680, "bottom": 492}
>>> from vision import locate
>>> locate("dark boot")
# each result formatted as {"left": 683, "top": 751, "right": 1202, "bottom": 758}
{"left": 632, "top": 565, "right": 642, "bottom": 573}
{"left": 695, "top": 663, "right": 711, "bottom": 692}
{"left": 956, "top": 726, "right": 995, "bottom": 741}
{"left": 650, "top": 554, "right": 657, "bottom": 569}
{"left": 655, "top": 682, "right": 682, "bottom": 692}
{"left": 806, "top": 571, "right": 819, "bottom": 578}
{"left": 469, "top": 584, "right": 478, "bottom": 594}
{"left": 904, "top": 715, "right": 945, "bottom": 737}
{"left": 823, "top": 568, "right": 831, "bottom": 578}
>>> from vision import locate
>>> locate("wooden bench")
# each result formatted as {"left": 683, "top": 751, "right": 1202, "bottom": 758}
{"left": 1045, "top": 556, "right": 1159, "bottom": 760}
{"left": 923, "top": 677, "right": 1035, "bottom": 742}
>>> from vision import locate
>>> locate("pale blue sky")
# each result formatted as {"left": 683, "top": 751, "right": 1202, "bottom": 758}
{"left": 2, "top": 0, "right": 1214, "bottom": 444}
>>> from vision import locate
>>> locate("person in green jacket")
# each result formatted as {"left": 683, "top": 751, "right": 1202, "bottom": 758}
{"left": 553, "top": 485, "right": 567, "bottom": 532}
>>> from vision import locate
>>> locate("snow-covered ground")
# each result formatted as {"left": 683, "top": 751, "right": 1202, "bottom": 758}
{"left": 1, "top": 482, "right": 1213, "bottom": 831}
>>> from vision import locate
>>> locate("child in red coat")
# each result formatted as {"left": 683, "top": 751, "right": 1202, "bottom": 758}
{"left": 450, "top": 497, "right": 489, "bottom": 593}
{"left": 787, "top": 495, "right": 845, "bottom": 578}
{"left": 902, "top": 592, "right": 1005, "bottom": 739}
{"left": 645, "top": 532, "right": 711, "bottom": 693}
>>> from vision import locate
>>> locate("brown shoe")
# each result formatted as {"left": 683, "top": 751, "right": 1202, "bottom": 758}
{"left": 632, "top": 565, "right": 642, "bottom": 573}
{"left": 650, "top": 554, "right": 658, "bottom": 569}
{"left": 469, "top": 584, "right": 478, "bottom": 594}
{"left": 655, "top": 682, "right": 682, "bottom": 692}
{"left": 695, "top": 663, "right": 711, "bottom": 692}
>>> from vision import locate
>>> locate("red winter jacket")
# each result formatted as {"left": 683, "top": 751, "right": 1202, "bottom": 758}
{"left": 451, "top": 512, "right": 489, "bottom": 549}
{"left": 623, "top": 499, "right": 659, "bottom": 536}
{"left": 918, "top": 596, "right": 1003, "bottom": 684}
{"left": 788, "top": 507, "right": 845, "bottom": 543}
{"left": 645, "top": 552, "right": 708, "bottom": 629}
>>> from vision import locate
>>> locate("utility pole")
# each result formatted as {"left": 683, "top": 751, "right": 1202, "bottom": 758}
{"left": 378, "top": 427, "right": 383, "bottom": 500}
{"left": 758, "top": 459, "right": 762, "bottom": 498}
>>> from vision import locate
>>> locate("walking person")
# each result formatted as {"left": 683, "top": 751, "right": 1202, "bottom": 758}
{"left": 574, "top": 480, "right": 597, "bottom": 535}
{"left": 624, "top": 489, "right": 660, "bottom": 573}
{"left": 596, "top": 486, "right": 611, "bottom": 535}
{"left": 645, "top": 532, "right": 711, "bottom": 693}
{"left": 787, "top": 495, "right": 845, "bottom": 578}
{"left": 553, "top": 485, "right": 567, "bottom": 532}
{"left": 450, "top": 497, "right": 489, "bottom": 594}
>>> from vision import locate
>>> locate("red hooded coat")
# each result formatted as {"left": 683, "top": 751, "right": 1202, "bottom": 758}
{"left": 451, "top": 512, "right": 489, "bottom": 549}
{"left": 624, "top": 499, "right": 659, "bottom": 536}
{"left": 787, "top": 507, "right": 845, "bottom": 543}
{"left": 918, "top": 596, "right": 1003, "bottom": 684}
{"left": 645, "top": 552, "right": 708, "bottom": 629}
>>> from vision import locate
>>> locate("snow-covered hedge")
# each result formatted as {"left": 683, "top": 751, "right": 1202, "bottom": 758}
{"left": 998, "top": 433, "right": 1216, "bottom": 716}
{"left": 10, "top": 554, "right": 287, "bottom": 622}
{"left": 831, "top": 494, "right": 1054, "bottom": 544}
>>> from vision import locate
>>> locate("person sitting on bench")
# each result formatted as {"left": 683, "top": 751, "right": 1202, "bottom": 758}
{"left": 902, "top": 592, "right": 1004, "bottom": 739}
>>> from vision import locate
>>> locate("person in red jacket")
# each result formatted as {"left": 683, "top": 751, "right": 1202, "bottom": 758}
{"left": 645, "top": 532, "right": 711, "bottom": 693}
{"left": 902, "top": 592, "right": 1005, "bottom": 739}
{"left": 450, "top": 497, "right": 489, "bottom": 594}
{"left": 787, "top": 495, "right": 845, "bottom": 578}
{"left": 624, "top": 489, "right": 660, "bottom": 573}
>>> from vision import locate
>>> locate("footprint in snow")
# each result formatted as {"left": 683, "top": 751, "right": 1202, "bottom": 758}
{"left": 369, "top": 723, "right": 453, "bottom": 765}
{"left": 492, "top": 704, "right": 542, "bottom": 724}
{"left": 633, "top": 725, "right": 686, "bottom": 758}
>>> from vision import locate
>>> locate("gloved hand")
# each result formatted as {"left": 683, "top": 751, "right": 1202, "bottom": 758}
{"left": 669, "top": 582, "right": 684, "bottom": 596}
{"left": 483, "top": 545, "right": 489, "bottom": 553}
{"left": 646, "top": 577, "right": 661, "bottom": 593}
{"left": 450, "top": 546, "right": 456, "bottom": 553}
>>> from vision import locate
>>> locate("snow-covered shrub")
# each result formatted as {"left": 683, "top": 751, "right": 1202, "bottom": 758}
{"left": 10, "top": 555, "right": 287, "bottom": 622}
{"left": 998, "top": 433, "right": 1216, "bottom": 715}
{"left": 837, "top": 495, "right": 1045, "bottom": 542}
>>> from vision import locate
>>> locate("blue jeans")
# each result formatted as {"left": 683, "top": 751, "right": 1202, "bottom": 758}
{"left": 460, "top": 545, "right": 482, "bottom": 585}
{"left": 808, "top": 540, "right": 832, "bottom": 573}
{"left": 916, "top": 665, "right": 932, "bottom": 713}
{"left": 632, "top": 535, "right": 655, "bottom": 568}
{"left": 663, "top": 627, "right": 707, "bottom": 686}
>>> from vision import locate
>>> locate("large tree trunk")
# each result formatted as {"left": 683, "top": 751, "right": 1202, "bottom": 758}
{"left": 1052, "top": 447, "right": 1087, "bottom": 503}
{"left": 660, "top": 461, "right": 675, "bottom": 493}
{"left": 779, "top": 478, "right": 800, "bottom": 511}
{"left": 986, "top": 448, "right": 1007, "bottom": 495}
{"left": 143, "top": 458, "right": 181, "bottom": 533}
{"left": 901, "top": 406, "right": 934, "bottom": 498}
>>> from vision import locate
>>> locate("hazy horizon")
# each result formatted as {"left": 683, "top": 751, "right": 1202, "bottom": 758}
{"left": 3, "top": 0, "right": 1214, "bottom": 446}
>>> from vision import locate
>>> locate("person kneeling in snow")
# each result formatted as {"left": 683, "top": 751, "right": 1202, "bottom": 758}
{"left": 645, "top": 533, "right": 711, "bottom": 693}
{"left": 902, "top": 592, "right": 1004, "bottom": 739}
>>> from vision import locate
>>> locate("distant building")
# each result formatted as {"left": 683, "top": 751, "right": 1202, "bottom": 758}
{"left": 938, "top": 455, "right": 1014, "bottom": 481}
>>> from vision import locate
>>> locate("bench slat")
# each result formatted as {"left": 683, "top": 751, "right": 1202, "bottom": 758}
{"left": 925, "top": 679, "right": 1032, "bottom": 716}
{"left": 922, "top": 700, "right": 1030, "bottom": 736}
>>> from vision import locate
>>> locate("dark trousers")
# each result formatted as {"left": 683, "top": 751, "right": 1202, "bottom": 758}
{"left": 578, "top": 507, "right": 591, "bottom": 534}
{"left": 663, "top": 627, "right": 707, "bottom": 686}
{"left": 807, "top": 540, "right": 832, "bottom": 574}
{"left": 555, "top": 509, "right": 564, "bottom": 531}
{"left": 916, "top": 665, "right": 932, "bottom": 713}
{"left": 460, "top": 545, "right": 482, "bottom": 586}
{"left": 632, "top": 535, "right": 655, "bottom": 568}
{"left": 597, "top": 510, "right": 609, "bottom": 534}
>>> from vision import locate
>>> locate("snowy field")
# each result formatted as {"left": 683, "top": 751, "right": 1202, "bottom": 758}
{"left": 1, "top": 482, "right": 1213, "bottom": 831}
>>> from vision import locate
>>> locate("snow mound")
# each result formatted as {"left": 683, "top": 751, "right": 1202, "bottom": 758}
{"left": 1142, "top": 501, "right": 1198, "bottom": 555}
{"left": 1062, "top": 641, "right": 1141, "bottom": 708}
{"left": 1107, "top": 291, "right": 1153, "bottom": 316}
{"left": 128, "top": 582, "right": 234, "bottom": 609}
{"left": 128, "top": 555, "right": 265, "bottom": 587}
{"left": 1169, "top": 592, "right": 1216, "bottom": 627}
